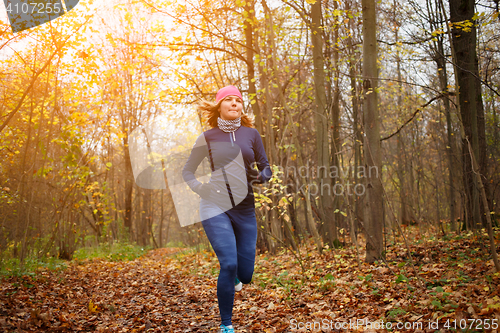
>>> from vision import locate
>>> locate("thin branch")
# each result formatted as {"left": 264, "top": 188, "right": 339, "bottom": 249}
{"left": 148, "top": 42, "right": 247, "bottom": 63}
{"left": 0, "top": 17, "right": 92, "bottom": 133}
{"left": 381, "top": 93, "right": 453, "bottom": 141}
{"left": 434, "top": 47, "right": 500, "bottom": 97}
{"left": 282, "top": 0, "right": 310, "bottom": 26}
{"left": 377, "top": 37, "right": 435, "bottom": 45}
{"left": 137, "top": 0, "right": 256, "bottom": 55}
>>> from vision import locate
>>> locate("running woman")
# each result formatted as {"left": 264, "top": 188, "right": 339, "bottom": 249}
{"left": 182, "top": 85, "right": 272, "bottom": 333}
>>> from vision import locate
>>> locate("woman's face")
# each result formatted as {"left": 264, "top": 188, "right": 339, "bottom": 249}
{"left": 219, "top": 95, "right": 243, "bottom": 120}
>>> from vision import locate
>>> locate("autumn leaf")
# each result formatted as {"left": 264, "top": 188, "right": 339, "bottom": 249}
{"left": 88, "top": 299, "right": 98, "bottom": 313}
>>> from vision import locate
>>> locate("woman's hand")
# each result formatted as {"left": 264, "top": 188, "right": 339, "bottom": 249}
{"left": 248, "top": 168, "right": 261, "bottom": 185}
{"left": 195, "top": 182, "right": 214, "bottom": 199}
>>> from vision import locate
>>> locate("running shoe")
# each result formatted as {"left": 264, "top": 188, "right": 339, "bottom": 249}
{"left": 235, "top": 277, "right": 242, "bottom": 292}
{"left": 220, "top": 324, "right": 235, "bottom": 333}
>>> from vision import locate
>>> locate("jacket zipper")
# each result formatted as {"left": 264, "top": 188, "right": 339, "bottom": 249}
{"left": 230, "top": 131, "right": 236, "bottom": 146}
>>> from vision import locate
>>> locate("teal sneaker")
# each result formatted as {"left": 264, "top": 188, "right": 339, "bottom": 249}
{"left": 220, "top": 324, "right": 235, "bottom": 333}
{"left": 234, "top": 277, "right": 242, "bottom": 292}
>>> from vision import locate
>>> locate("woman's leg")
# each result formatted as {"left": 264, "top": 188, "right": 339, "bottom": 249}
{"left": 229, "top": 208, "right": 258, "bottom": 284}
{"left": 201, "top": 210, "right": 238, "bottom": 327}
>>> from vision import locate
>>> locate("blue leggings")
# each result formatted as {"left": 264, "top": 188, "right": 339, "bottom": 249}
{"left": 200, "top": 199, "right": 257, "bottom": 326}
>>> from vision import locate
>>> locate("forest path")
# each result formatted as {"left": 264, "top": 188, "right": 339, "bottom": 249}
{"left": 1, "top": 235, "right": 499, "bottom": 332}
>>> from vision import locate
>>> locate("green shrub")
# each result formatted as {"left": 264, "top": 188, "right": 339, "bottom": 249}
{"left": 73, "top": 241, "right": 151, "bottom": 262}
{"left": 0, "top": 256, "right": 67, "bottom": 279}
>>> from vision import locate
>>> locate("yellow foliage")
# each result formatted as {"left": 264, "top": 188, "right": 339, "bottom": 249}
{"left": 88, "top": 300, "right": 98, "bottom": 313}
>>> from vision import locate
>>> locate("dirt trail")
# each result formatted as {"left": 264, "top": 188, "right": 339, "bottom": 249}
{"left": 1, "top": 236, "right": 499, "bottom": 332}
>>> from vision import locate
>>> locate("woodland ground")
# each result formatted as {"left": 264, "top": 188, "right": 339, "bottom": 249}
{"left": 1, "top": 228, "right": 499, "bottom": 332}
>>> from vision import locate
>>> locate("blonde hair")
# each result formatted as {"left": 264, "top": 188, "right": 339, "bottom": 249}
{"left": 195, "top": 98, "right": 255, "bottom": 129}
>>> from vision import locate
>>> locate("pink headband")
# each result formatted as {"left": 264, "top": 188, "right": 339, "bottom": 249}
{"left": 215, "top": 85, "right": 243, "bottom": 103}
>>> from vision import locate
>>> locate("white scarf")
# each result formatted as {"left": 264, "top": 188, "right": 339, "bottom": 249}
{"left": 217, "top": 117, "right": 241, "bottom": 133}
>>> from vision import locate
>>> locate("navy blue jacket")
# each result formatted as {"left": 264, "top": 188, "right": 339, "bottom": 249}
{"left": 182, "top": 126, "right": 272, "bottom": 209}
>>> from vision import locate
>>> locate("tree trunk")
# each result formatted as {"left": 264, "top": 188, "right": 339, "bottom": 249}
{"left": 362, "top": 0, "right": 384, "bottom": 262}
{"left": 449, "top": 0, "right": 487, "bottom": 228}
{"left": 347, "top": 0, "right": 362, "bottom": 238}
{"left": 310, "top": 0, "right": 333, "bottom": 246}
{"left": 159, "top": 189, "right": 164, "bottom": 247}
{"left": 123, "top": 134, "right": 134, "bottom": 238}
{"left": 430, "top": 0, "right": 458, "bottom": 233}
{"left": 437, "top": 42, "right": 457, "bottom": 232}
{"left": 328, "top": 0, "right": 341, "bottom": 246}
{"left": 141, "top": 188, "right": 152, "bottom": 246}
{"left": 393, "top": 11, "right": 410, "bottom": 227}
{"left": 244, "top": 0, "right": 263, "bottom": 134}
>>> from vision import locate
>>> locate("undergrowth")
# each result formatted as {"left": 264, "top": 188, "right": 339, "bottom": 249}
{"left": 0, "top": 241, "right": 153, "bottom": 279}
{"left": 72, "top": 241, "right": 152, "bottom": 263}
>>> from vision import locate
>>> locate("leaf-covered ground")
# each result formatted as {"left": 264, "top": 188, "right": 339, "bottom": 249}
{"left": 1, "top": 231, "right": 500, "bottom": 332}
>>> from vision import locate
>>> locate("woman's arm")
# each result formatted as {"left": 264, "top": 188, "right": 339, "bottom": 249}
{"left": 251, "top": 129, "right": 272, "bottom": 184}
{"left": 182, "top": 134, "right": 210, "bottom": 193}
